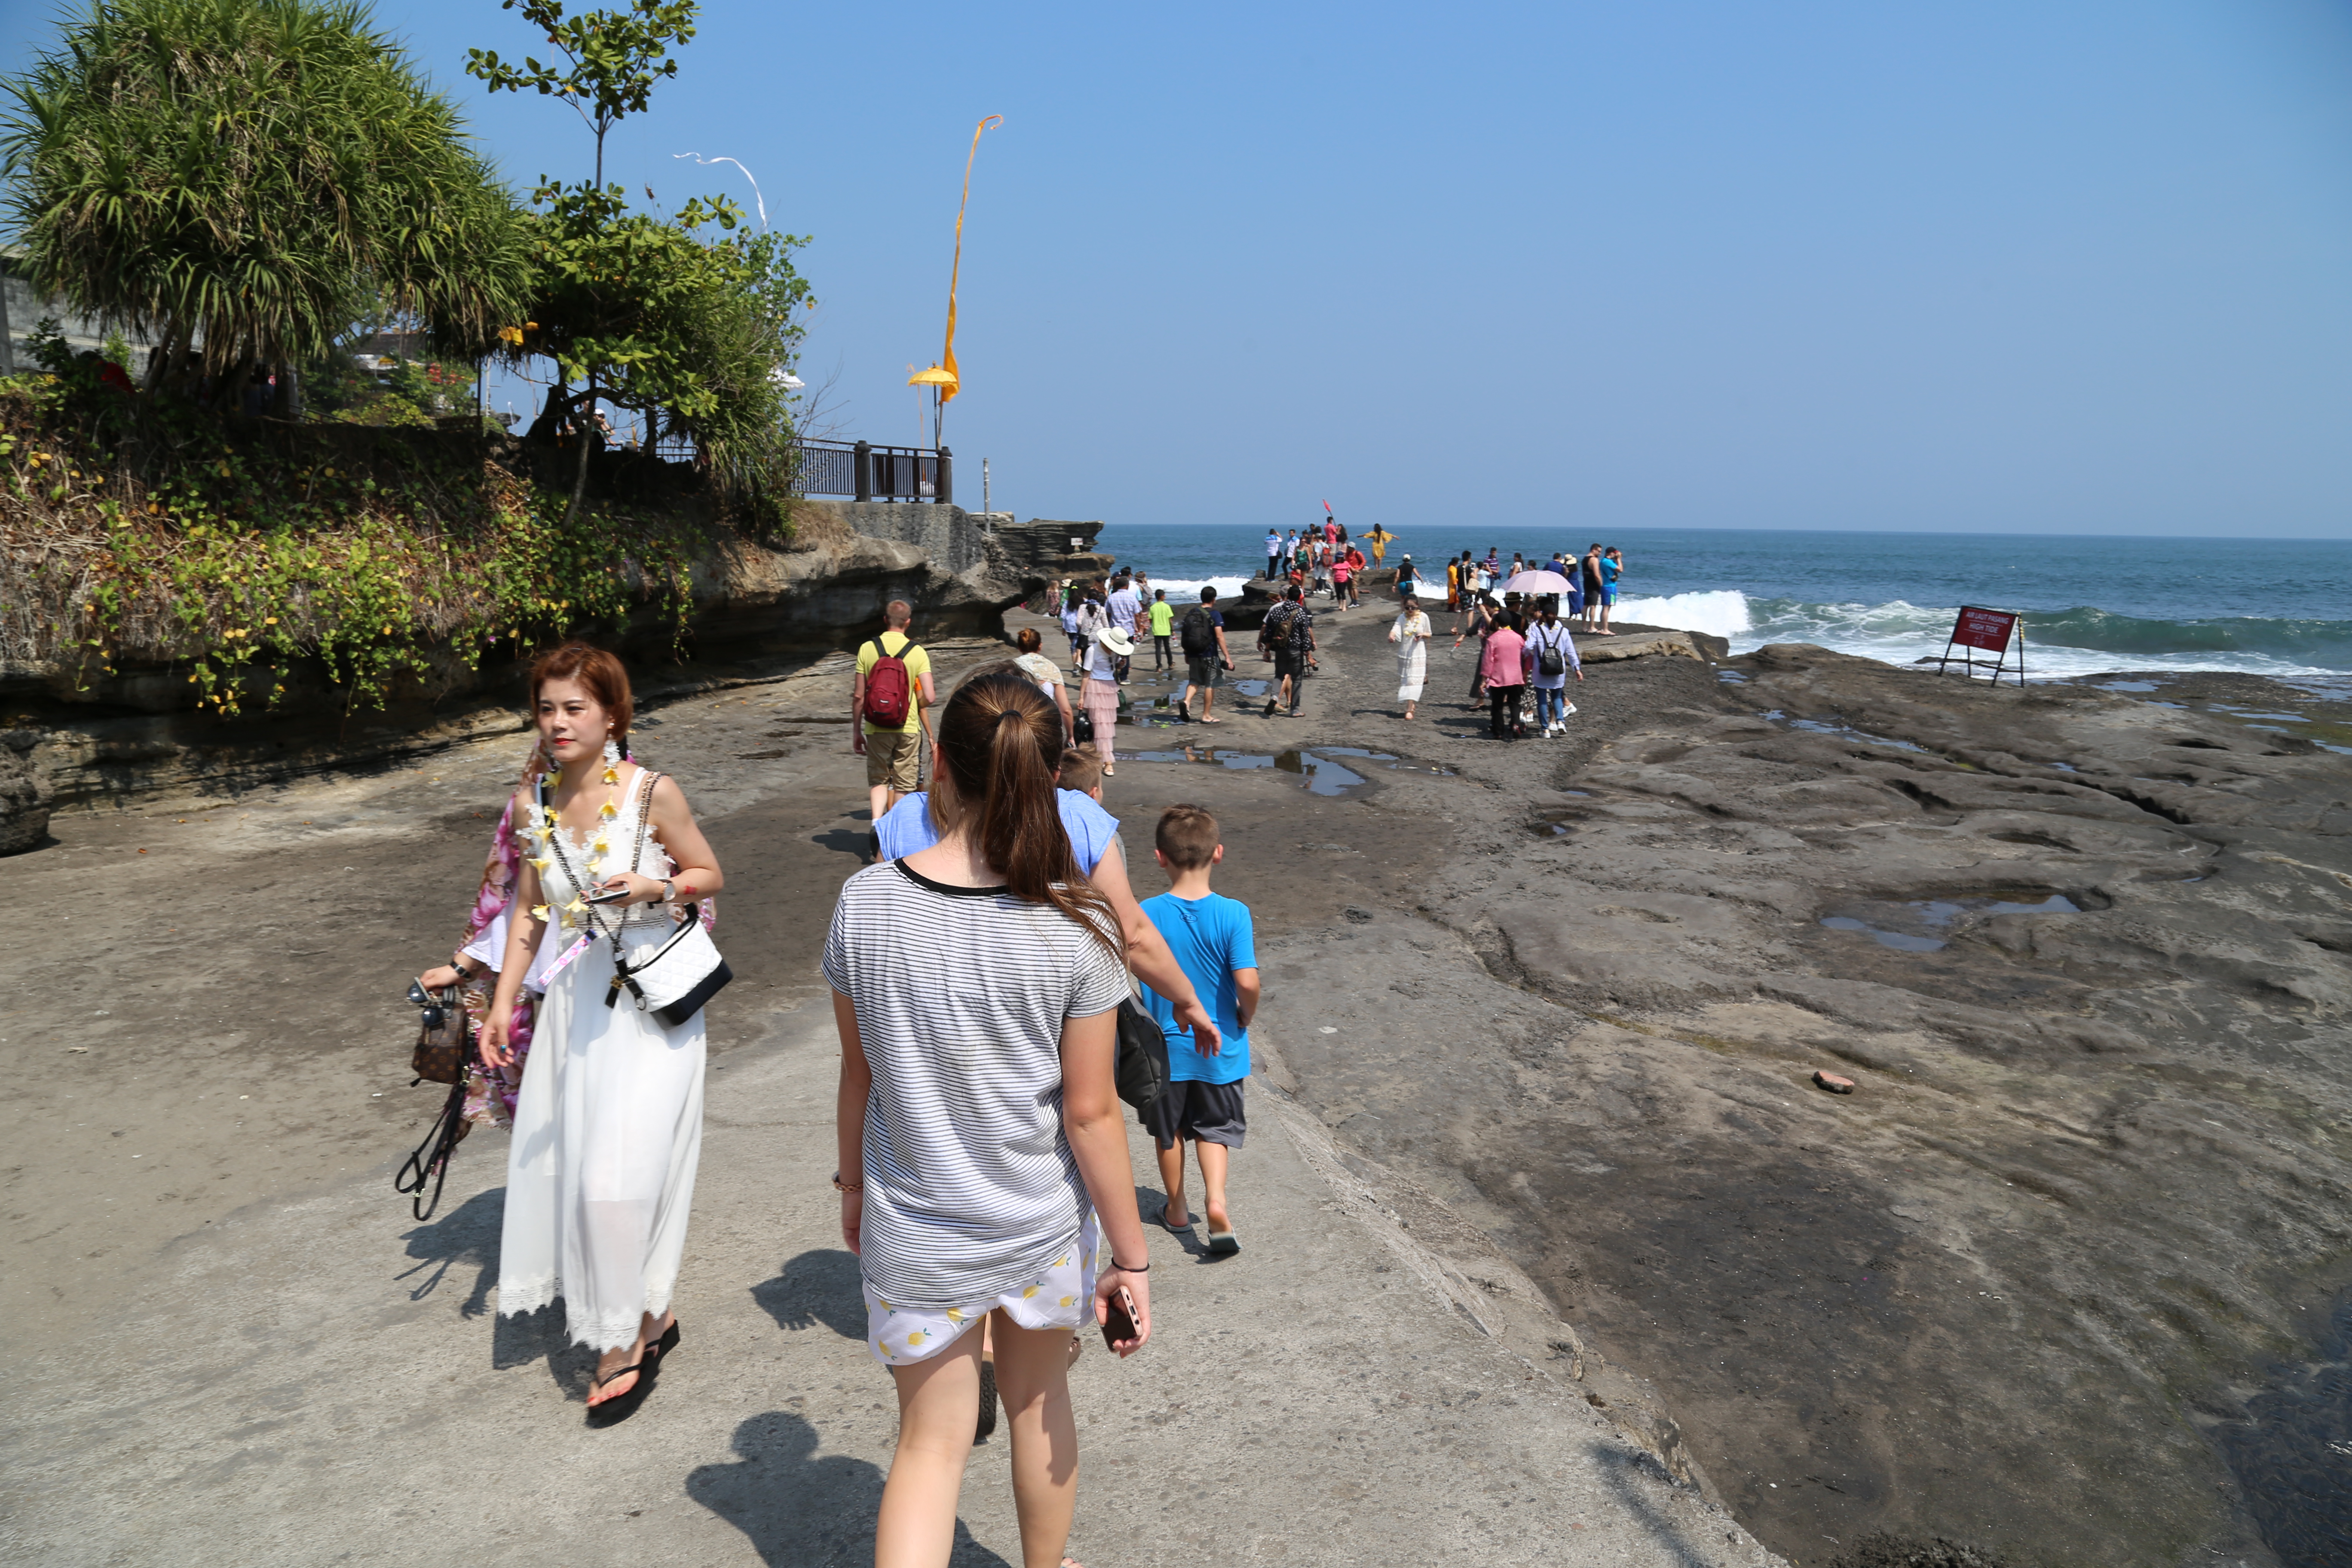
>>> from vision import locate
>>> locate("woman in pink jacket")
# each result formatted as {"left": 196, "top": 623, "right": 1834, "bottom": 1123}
{"left": 1479, "top": 612, "right": 1528, "bottom": 741}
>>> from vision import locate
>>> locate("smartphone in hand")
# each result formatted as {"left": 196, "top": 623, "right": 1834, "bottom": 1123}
{"left": 1101, "top": 1285, "right": 1141, "bottom": 1353}
{"left": 585, "top": 883, "right": 633, "bottom": 905}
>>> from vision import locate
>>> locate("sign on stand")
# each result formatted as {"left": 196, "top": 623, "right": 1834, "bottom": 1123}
{"left": 1937, "top": 606, "right": 2025, "bottom": 686}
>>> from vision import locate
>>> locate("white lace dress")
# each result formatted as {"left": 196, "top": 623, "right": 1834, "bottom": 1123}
{"left": 497, "top": 774, "right": 707, "bottom": 1351}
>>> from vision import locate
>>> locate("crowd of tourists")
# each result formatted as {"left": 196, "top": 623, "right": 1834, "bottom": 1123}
{"left": 412, "top": 619, "right": 1266, "bottom": 1568}
{"left": 1258, "top": 517, "right": 1393, "bottom": 610}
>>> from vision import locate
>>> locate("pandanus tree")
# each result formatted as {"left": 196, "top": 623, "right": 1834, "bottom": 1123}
{"left": 0, "top": 0, "right": 529, "bottom": 408}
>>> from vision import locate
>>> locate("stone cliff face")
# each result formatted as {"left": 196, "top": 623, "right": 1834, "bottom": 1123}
{"left": 0, "top": 503, "right": 1101, "bottom": 846}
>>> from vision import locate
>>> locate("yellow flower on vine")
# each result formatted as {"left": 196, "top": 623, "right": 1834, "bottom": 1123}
{"left": 530, "top": 904, "right": 550, "bottom": 922}
{"left": 601, "top": 765, "right": 620, "bottom": 785}
{"left": 598, "top": 799, "right": 618, "bottom": 821}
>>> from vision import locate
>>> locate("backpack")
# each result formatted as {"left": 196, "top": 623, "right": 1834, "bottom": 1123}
{"left": 1179, "top": 606, "right": 1216, "bottom": 657}
{"left": 861, "top": 634, "right": 918, "bottom": 728}
{"left": 1535, "top": 626, "right": 1566, "bottom": 677}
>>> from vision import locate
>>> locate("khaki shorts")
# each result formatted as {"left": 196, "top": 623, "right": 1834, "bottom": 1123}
{"left": 864, "top": 727, "right": 922, "bottom": 792}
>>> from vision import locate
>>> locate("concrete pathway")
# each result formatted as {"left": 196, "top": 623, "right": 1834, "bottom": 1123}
{"left": 6, "top": 993, "right": 1778, "bottom": 1566}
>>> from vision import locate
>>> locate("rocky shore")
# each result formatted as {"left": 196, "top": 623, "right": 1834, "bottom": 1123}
{"left": 1167, "top": 606, "right": 2350, "bottom": 1567}
{"left": 3, "top": 566, "right": 2344, "bottom": 1566}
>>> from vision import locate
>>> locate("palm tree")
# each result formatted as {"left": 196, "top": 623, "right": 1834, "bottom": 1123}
{"left": 0, "top": 0, "right": 528, "bottom": 405}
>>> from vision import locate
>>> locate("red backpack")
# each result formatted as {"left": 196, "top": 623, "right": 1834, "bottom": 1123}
{"left": 861, "top": 634, "right": 919, "bottom": 728}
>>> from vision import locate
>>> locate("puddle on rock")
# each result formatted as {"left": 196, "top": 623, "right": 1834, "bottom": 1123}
{"left": 1129, "top": 747, "right": 1371, "bottom": 796}
{"left": 1820, "top": 892, "right": 2084, "bottom": 952}
{"left": 1784, "top": 716, "right": 1931, "bottom": 754}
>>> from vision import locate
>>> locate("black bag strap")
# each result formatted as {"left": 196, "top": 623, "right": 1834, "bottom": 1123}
{"left": 393, "top": 1072, "right": 470, "bottom": 1220}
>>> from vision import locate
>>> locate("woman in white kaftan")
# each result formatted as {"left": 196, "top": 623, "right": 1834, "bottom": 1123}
{"left": 1390, "top": 597, "right": 1433, "bottom": 719}
{"left": 484, "top": 643, "right": 726, "bottom": 1416}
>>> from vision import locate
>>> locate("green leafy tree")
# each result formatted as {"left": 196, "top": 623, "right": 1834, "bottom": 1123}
{"left": 465, "top": 0, "right": 696, "bottom": 190}
{"left": 0, "top": 0, "right": 530, "bottom": 408}
{"left": 469, "top": 0, "right": 807, "bottom": 530}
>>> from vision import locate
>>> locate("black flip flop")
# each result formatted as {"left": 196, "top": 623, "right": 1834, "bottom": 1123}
{"left": 587, "top": 1355, "right": 657, "bottom": 1424}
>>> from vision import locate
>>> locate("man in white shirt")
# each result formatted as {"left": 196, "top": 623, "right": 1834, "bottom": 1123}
{"left": 1105, "top": 573, "right": 1142, "bottom": 685}
{"left": 1263, "top": 529, "right": 1282, "bottom": 582}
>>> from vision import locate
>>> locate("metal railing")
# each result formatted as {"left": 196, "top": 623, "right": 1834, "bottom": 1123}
{"left": 793, "top": 438, "right": 953, "bottom": 504}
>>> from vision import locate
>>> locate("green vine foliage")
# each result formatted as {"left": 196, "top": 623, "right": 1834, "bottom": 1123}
{"left": 0, "top": 358, "right": 711, "bottom": 718}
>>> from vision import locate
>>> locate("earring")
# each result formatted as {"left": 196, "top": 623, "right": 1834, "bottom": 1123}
{"left": 601, "top": 736, "right": 622, "bottom": 766}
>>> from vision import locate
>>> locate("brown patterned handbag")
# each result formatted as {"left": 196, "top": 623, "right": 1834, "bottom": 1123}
{"left": 407, "top": 980, "right": 471, "bottom": 1084}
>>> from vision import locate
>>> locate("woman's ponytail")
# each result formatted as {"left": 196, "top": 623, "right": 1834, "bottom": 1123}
{"left": 933, "top": 673, "right": 1121, "bottom": 959}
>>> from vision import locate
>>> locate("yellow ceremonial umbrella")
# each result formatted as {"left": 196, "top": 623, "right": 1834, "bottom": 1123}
{"left": 907, "top": 364, "right": 958, "bottom": 450}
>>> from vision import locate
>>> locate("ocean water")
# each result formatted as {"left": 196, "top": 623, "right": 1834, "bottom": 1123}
{"left": 1095, "top": 524, "right": 2352, "bottom": 690}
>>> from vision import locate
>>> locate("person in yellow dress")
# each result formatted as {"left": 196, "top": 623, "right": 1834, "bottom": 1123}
{"left": 1364, "top": 524, "right": 1395, "bottom": 565}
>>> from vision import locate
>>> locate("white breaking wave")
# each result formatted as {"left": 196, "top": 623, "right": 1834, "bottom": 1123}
{"left": 1138, "top": 575, "right": 1250, "bottom": 605}
{"left": 1614, "top": 589, "right": 1754, "bottom": 640}
{"left": 1633, "top": 589, "right": 2351, "bottom": 689}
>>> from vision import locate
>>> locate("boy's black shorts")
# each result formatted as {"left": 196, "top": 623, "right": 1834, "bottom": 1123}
{"left": 1143, "top": 1078, "right": 1246, "bottom": 1150}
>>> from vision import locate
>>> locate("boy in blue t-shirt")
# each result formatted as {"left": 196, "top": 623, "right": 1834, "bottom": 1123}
{"left": 1138, "top": 804, "right": 1260, "bottom": 1256}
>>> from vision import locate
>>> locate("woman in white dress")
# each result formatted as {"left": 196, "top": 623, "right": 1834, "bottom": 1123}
{"left": 829, "top": 670, "right": 1151, "bottom": 1568}
{"left": 482, "top": 642, "right": 726, "bottom": 1418}
{"left": 1389, "top": 593, "right": 1433, "bottom": 720}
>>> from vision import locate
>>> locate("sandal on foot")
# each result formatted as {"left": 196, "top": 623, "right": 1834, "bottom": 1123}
{"left": 1160, "top": 1207, "right": 1194, "bottom": 1233}
{"left": 587, "top": 1357, "right": 657, "bottom": 1423}
{"left": 975, "top": 1359, "right": 999, "bottom": 1442}
{"left": 644, "top": 1318, "right": 680, "bottom": 1366}
{"left": 1205, "top": 1226, "right": 1241, "bottom": 1256}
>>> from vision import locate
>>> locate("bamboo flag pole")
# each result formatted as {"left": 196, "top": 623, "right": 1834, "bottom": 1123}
{"left": 911, "top": 114, "right": 1003, "bottom": 437}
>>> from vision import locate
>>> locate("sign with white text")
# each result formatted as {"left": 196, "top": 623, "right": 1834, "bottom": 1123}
{"left": 1950, "top": 606, "right": 2019, "bottom": 653}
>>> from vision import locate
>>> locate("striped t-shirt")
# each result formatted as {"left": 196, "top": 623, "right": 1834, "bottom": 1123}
{"left": 824, "top": 860, "right": 1130, "bottom": 1311}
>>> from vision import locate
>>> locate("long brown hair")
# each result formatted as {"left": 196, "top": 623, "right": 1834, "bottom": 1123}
{"left": 928, "top": 672, "right": 1121, "bottom": 960}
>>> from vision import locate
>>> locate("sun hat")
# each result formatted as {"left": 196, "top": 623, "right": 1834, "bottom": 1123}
{"left": 1095, "top": 626, "right": 1136, "bottom": 657}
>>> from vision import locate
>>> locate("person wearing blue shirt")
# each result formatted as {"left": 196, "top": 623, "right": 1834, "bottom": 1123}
{"left": 1136, "top": 805, "right": 1259, "bottom": 1256}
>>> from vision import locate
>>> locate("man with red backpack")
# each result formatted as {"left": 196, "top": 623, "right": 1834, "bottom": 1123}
{"left": 851, "top": 600, "right": 936, "bottom": 859}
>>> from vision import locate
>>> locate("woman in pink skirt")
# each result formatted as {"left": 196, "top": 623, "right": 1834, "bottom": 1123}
{"left": 1081, "top": 626, "right": 1130, "bottom": 775}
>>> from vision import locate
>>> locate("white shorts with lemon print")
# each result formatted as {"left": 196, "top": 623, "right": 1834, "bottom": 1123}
{"left": 863, "top": 1212, "right": 1101, "bottom": 1368}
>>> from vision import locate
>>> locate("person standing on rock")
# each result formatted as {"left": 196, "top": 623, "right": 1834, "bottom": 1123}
{"left": 1105, "top": 575, "right": 1141, "bottom": 686}
{"left": 1258, "top": 585, "right": 1317, "bottom": 718}
{"left": 1596, "top": 547, "right": 1624, "bottom": 635}
{"left": 1176, "top": 588, "right": 1234, "bottom": 724}
{"left": 482, "top": 641, "right": 727, "bottom": 1419}
{"left": 1011, "top": 627, "right": 1075, "bottom": 744}
{"left": 828, "top": 673, "right": 1154, "bottom": 1568}
{"left": 1390, "top": 593, "right": 1433, "bottom": 720}
{"left": 1580, "top": 545, "right": 1605, "bottom": 632}
{"left": 1082, "top": 624, "right": 1131, "bottom": 775}
{"left": 853, "top": 601, "right": 937, "bottom": 858}
{"left": 1480, "top": 611, "right": 1529, "bottom": 740}
{"left": 1522, "top": 602, "right": 1583, "bottom": 737}
{"left": 1147, "top": 588, "right": 1176, "bottom": 671}
{"left": 1264, "top": 528, "right": 1283, "bottom": 582}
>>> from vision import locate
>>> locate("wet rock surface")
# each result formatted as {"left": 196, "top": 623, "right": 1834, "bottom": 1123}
{"left": 1251, "top": 627, "right": 2352, "bottom": 1567}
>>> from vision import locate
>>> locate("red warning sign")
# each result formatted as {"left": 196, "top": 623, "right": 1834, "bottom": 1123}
{"left": 1950, "top": 606, "right": 2018, "bottom": 654}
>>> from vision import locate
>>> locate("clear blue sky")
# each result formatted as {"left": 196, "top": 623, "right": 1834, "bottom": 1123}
{"left": 12, "top": 0, "right": 2352, "bottom": 537}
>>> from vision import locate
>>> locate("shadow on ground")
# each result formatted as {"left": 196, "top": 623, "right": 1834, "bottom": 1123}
{"left": 687, "top": 1412, "right": 1010, "bottom": 1567}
